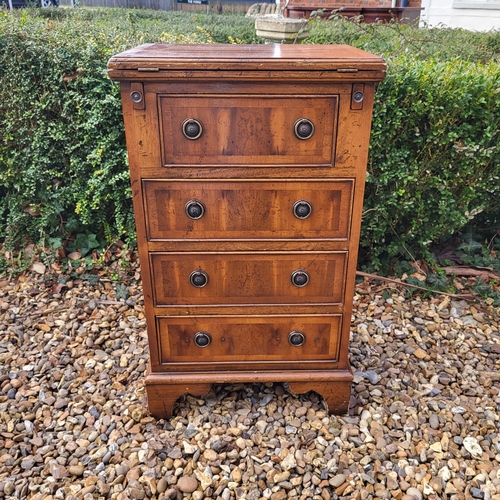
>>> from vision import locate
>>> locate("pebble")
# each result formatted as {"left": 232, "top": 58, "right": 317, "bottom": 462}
{"left": 4, "top": 482, "right": 15, "bottom": 496}
{"left": 406, "top": 487, "right": 423, "bottom": 500}
{"left": 184, "top": 423, "right": 200, "bottom": 438}
{"left": 68, "top": 465, "right": 85, "bottom": 476}
{"left": 164, "top": 488, "right": 177, "bottom": 499}
{"left": 157, "top": 478, "right": 167, "bottom": 493}
{"left": 471, "top": 487, "right": 485, "bottom": 499}
{"left": 329, "top": 475, "right": 346, "bottom": 488}
{"left": 464, "top": 436, "right": 484, "bottom": 458}
{"left": 429, "top": 414, "right": 440, "bottom": 429}
{"left": 177, "top": 476, "right": 198, "bottom": 493}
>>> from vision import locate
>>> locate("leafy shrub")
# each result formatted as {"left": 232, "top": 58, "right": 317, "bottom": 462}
{"left": 0, "top": 9, "right": 499, "bottom": 270}
{"left": 364, "top": 55, "right": 500, "bottom": 268}
{"left": 0, "top": 8, "right": 258, "bottom": 252}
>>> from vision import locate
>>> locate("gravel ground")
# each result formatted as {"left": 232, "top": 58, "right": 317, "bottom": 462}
{"left": 0, "top": 272, "right": 499, "bottom": 500}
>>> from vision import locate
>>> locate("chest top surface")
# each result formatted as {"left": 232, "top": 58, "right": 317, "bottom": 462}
{"left": 107, "top": 43, "right": 386, "bottom": 79}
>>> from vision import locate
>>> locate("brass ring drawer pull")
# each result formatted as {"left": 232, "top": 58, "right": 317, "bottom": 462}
{"left": 189, "top": 270, "right": 209, "bottom": 288}
{"left": 291, "top": 269, "right": 310, "bottom": 287}
{"left": 130, "top": 90, "right": 143, "bottom": 104}
{"left": 288, "top": 330, "right": 306, "bottom": 346}
{"left": 185, "top": 199, "right": 205, "bottom": 220}
{"left": 353, "top": 90, "right": 364, "bottom": 103}
{"left": 293, "top": 200, "right": 312, "bottom": 219}
{"left": 294, "top": 118, "right": 315, "bottom": 140}
{"left": 182, "top": 118, "right": 203, "bottom": 140}
{"left": 194, "top": 331, "right": 211, "bottom": 348}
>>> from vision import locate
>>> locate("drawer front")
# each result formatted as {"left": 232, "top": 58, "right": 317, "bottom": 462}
{"left": 151, "top": 252, "right": 346, "bottom": 306}
{"left": 157, "top": 315, "right": 341, "bottom": 363}
{"left": 159, "top": 95, "right": 338, "bottom": 166}
{"left": 144, "top": 179, "right": 353, "bottom": 241}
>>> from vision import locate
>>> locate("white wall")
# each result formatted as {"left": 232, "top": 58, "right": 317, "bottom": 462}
{"left": 420, "top": 0, "right": 500, "bottom": 30}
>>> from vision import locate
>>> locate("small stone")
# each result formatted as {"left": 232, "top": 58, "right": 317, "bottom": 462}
{"left": 281, "top": 454, "right": 297, "bottom": 471}
{"left": 4, "top": 482, "right": 15, "bottom": 496}
{"left": 270, "top": 490, "right": 287, "bottom": 500}
{"left": 255, "top": 421, "right": 268, "bottom": 433}
{"left": 51, "top": 463, "right": 68, "bottom": 479}
{"left": 184, "top": 423, "right": 200, "bottom": 438}
{"left": 429, "top": 414, "right": 440, "bottom": 430}
{"left": 471, "top": 488, "right": 485, "bottom": 499}
{"left": 406, "top": 487, "right": 423, "bottom": 500}
{"left": 386, "top": 471, "right": 399, "bottom": 490}
{"left": 204, "top": 449, "right": 217, "bottom": 462}
{"left": 192, "top": 492, "right": 204, "bottom": 500}
{"left": 164, "top": 488, "right": 177, "bottom": 499}
{"left": 273, "top": 471, "right": 290, "bottom": 483}
{"left": 157, "top": 478, "right": 167, "bottom": 493}
{"left": 413, "top": 348, "right": 427, "bottom": 359}
{"left": 130, "top": 486, "right": 146, "bottom": 500}
{"left": 232, "top": 467, "right": 242, "bottom": 483}
{"left": 260, "top": 394, "right": 274, "bottom": 406}
{"left": 464, "top": 437, "right": 483, "bottom": 458}
{"left": 429, "top": 477, "right": 442, "bottom": 494}
{"left": 195, "top": 468, "right": 214, "bottom": 490}
{"left": 364, "top": 370, "right": 379, "bottom": 384}
{"left": 235, "top": 438, "right": 247, "bottom": 449}
{"left": 21, "top": 456, "right": 35, "bottom": 470}
{"left": 183, "top": 442, "right": 198, "bottom": 455}
{"left": 68, "top": 465, "right": 85, "bottom": 476}
{"left": 329, "top": 474, "right": 346, "bottom": 488}
{"left": 177, "top": 476, "right": 198, "bottom": 493}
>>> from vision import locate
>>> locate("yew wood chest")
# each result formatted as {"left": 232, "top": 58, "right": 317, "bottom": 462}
{"left": 108, "top": 44, "right": 386, "bottom": 418}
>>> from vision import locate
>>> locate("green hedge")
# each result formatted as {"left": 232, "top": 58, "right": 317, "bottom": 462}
{"left": 365, "top": 57, "right": 500, "bottom": 268}
{"left": 0, "top": 8, "right": 499, "bottom": 269}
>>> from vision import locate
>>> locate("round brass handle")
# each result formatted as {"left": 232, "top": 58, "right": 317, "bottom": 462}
{"left": 189, "top": 270, "right": 209, "bottom": 288}
{"left": 194, "top": 331, "right": 211, "bottom": 348}
{"left": 288, "top": 331, "right": 306, "bottom": 347}
{"left": 185, "top": 200, "right": 205, "bottom": 220}
{"left": 182, "top": 118, "right": 203, "bottom": 140}
{"left": 291, "top": 270, "right": 310, "bottom": 287}
{"left": 294, "top": 118, "right": 315, "bottom": 140}
{"left": 293, "top": 200, "right": 312, "bottom": 219}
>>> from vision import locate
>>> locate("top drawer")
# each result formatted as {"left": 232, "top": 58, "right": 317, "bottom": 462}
{"left": 159, "top": 95, "right": 338, "bottom": 166}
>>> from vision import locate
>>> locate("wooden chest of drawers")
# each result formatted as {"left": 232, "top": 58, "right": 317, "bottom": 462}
{"left": 108, "top": 44, "right": 386, "bottom": 418}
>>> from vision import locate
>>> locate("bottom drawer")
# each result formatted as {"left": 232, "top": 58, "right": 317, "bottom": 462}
{"left": 157, "top": 315, "right": 341, "bottom": 364}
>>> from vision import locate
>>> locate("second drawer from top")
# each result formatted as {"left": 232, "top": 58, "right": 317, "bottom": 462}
{"left": 144, "top": 179, "right": 354, "bottom": 241}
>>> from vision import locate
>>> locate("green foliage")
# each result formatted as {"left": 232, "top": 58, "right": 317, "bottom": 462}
{"left": 0, "top": 8, "right": 258, "bottom": 254}
{"left": 0, "top": 9, "right": 499, "bottom": 272}
{"left": 364, "top": 56, "right": 500, "bottom": 268}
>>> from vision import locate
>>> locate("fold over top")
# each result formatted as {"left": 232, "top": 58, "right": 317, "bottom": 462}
{"left": 108, "top": 43, "right": 386, "bottom": 80}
